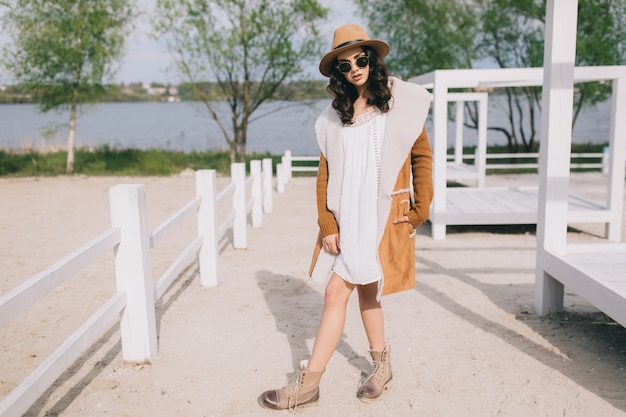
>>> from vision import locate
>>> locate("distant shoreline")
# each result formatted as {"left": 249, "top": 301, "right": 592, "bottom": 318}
{"left": 0, "top": 80, "right": 330, "bottom": 105}
{"left": 0, "top": 142, "right": 608, "bottom": 178}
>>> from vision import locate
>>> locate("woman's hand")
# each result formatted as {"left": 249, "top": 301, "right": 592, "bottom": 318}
{"left": 392, "top": 215, "right": 410, "bottom": 225}
{"left": 322, "top": 233, "right": 340, "bottom": 255}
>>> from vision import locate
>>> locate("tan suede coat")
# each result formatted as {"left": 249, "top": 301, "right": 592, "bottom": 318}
{"left": 308, "top": 77, "right": 433, "bottom": 299}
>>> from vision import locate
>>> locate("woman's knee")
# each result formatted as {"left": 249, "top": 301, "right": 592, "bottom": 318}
{"left": 357, "top": 282, "right": 378, "bottom": 299}
{"left": 323, "top": 274, "right": 353, "bottom": 307}
{"left": 357, "top": 283, "right": 380, "bottom": 306}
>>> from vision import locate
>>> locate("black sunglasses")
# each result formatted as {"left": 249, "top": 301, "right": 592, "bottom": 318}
{"left": 336, "top": 55, "right": 370, "bottom": 74}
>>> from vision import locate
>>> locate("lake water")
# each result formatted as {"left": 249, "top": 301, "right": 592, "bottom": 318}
{"left": 0, "top": 98, "right": 612, "bottom": 156}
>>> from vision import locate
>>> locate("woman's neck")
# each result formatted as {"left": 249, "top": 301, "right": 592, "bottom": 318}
{"left": 353, "top": 94, "right": 373, "bottom": 118}
{"left": 356, "top": 83, "right": 369, "bottom": 99}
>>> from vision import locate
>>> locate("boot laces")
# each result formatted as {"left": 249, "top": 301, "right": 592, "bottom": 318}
{"left": 363, "top": 360, "right": 384, "bottom": 385}
{"left": 286, "top": 373, "right": 303, "bottom": 412}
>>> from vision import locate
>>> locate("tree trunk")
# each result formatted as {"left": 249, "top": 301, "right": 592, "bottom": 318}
{"left": 239, "top": 142, "right": 247, "bottom": 163}
{"left": 229, "top": 142, "right": 237, "bottom": 165}
{"left": 66, "top": 45, "right": 82, "bottom": 174}
{"left": 66, "top": 100, "right": 77, "bottom": 174}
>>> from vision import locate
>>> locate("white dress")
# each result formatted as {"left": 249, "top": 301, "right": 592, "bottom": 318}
{"left": 333, "top": 109, "right": 386, "bottom": 285}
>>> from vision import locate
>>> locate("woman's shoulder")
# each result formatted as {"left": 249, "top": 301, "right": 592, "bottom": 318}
{"left": 390, "top": 76, "right": 430, "bottom": 99}
{"left": 317, "top": 102, "right": 335, "bottom": 119}
{"left": 385, "top": 76, "right": 431, "bottom": 133}
{"left": 315, "top": 102, "right": 339, "bottom": 127}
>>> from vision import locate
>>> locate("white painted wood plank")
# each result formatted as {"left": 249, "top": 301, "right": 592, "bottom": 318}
{"left": 409, "top": 66, "right": 626, "bottom": 89}
{"left": 432, "top": 74, "right": 450, "bottom": 216}
{"left": 262, "top": 158, "right": 273, "bottom": 213}
{"left": 218, "top": 211, "right": 237, "bottom": 239}
{"left": 155, "top": 236, "right": 203, "bottom": 300}
{"left": 606, "top": 76, "right": 626, "bottom": 240}
{"left": 0, "top": 228, "right": 121, "bottom": 328}
{"left": 567, "top": 243, "right": 626, "bottom": 253}
{"left": 567, "top": 193, "right": 606, "bottom": 211}
{"left": 440, "top": 186, "right": 613, "bottom": 226}
{"left": 216, "top": 182, "right": 235, "bottom": 205}
{"left": 541, "top": 249, "right": 626, "bottom": 327}
{"left": 447, "top": 188, "right": 534, "bottom": 216}
{"left": 150, "top": 196, "right": 201, "bottom": 248}
{"left": 0, "top": 292, "right": 126, "bottom": 417}
{"left": 447, "top": 163, "right": 480, "bottom": 178}
{"left": 196, "top": 169, "right": 219, "bottom": 287}
{"left": 109, "top": 184, "right": 158, "bottom": 364}
{"left": 559, "top": 253, "right": 626, "bottom": 300}
{"left": 231, "top": 162, "right": 247, "bottom": 249}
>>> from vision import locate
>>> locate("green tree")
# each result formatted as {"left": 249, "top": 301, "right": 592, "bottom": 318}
{"left": 573, "top": 0, "right": 626, "bottom": 125}
{"left": 357, "top": 0, "right": 626, "bottom": 152}
{"left": 476, "top": 0, "right": 545, "bottom": 151}
{"left": 153, "top": 0, "right": 327, "bottom": 163}
{"left": 1, "top": 0, "right": 135, "bottom": 173}
{"left": 354, "top": 0, "right": 480, "bottom": 78}
{"left": 475, "top": 0, "right": 626, "bottom": 151}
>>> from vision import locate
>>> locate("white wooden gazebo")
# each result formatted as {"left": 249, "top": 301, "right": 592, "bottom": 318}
{"left": 410, "top": 65, "right": 626, "bottom": 241}
{"left": 446, "top": 92, "right": 488, "bottom": 187}
{"left": 534, "top": 0, "right": 626, "bottom": 327}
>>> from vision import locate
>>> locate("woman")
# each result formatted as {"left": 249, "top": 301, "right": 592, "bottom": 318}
{"left": 259, "top": 24, "right": 433, "bottom": 410}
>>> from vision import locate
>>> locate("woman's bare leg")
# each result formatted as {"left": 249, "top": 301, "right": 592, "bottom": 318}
{"left": 357, "top": 282, "right": 385, "bottom": 351}
{"left": 307, "top": 273, "right": 355, "bottom": 371}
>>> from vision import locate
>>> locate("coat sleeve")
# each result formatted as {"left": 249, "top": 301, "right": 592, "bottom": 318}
{"left": 406, "top": 126, "right": 434, "bottom": 228}
{"left": 316, "top": 152, "right": 339, "bottom": 236}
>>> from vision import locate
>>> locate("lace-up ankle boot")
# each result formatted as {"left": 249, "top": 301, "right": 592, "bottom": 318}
{"left": 356, "top": 345, "right": 392, "bottom": 402}
{"left": 259, "top": 361, "right": 324, "bottom": 410}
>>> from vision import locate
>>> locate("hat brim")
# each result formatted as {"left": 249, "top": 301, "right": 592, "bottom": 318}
{"left": 319, "top": 39, "right": 390, "bottom": 77}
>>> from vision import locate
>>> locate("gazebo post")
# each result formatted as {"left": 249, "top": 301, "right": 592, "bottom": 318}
{"left": 431, "top": 71, "right": 449, "bottom": 240}
{"left": 534, "top": 0, "right": 579, "bottom": 315}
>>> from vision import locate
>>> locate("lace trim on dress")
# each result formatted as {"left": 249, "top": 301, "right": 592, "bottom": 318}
{"left": 372, "top": 115, "right": 381, "bottom": 195}
{"left": 349, "top": 108, "right": 380, "bottom": 127}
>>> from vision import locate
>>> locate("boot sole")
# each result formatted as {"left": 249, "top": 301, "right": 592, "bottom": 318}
{"left": 356, "top": 379, "right": 393, "bottom": 403}
{"left": 257, "top": 395, "right": 319, "bottom": 410}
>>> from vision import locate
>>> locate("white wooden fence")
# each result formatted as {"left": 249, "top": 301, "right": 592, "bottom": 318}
{"left": 0, "top": 160, "right": 273, "bottom": 417}
{"left": 276, "top": 150, "right": 317, "bottom": 192}
{"left": 453, "top": 149, "right": 608, "bottom": 171}
{"left": 276, "top": 148, "right": 609, "bottom": 190}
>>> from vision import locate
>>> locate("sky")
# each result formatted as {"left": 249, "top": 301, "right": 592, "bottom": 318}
{"left": 112, "top": 0, "right": 364, "bottom": 85}
{"left": 0, "top": 0, "right": 364, "bottom": 85}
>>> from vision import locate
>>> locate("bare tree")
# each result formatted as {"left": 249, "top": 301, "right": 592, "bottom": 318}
{"left": 153, "top": 0, "right": 327, "bottom": 163}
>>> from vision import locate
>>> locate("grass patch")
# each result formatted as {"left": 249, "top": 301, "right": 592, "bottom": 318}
{"left": 0, "top": 146, "right": 281, "bottom": 177}
{"left": 1, "top": 142, "right": 609, "bottom": 177}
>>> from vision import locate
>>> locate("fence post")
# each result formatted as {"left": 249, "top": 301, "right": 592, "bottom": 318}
{"left": 262, "top": 158, "right": 273, "bottom": 213}
{"left": 250, "top": 160, "right": 263, "bottom": 229}
{"left": 283, "top": 150, "right": 292, "bottom": 183}
{"left": 277, "top": 163, "right": 285, "bottom": 194}
{"left": 232, "top": 162, "right": 247, "bottom": 249}
{"left": 196, "top": 170, "right": 219, "bottom": 287}
{"left": 602, "top": 146, "right": 609, "bottom": 174}
{"left": 454, "top": 101, "right": 464, "bottom": 165}
{"left": 109, "top": 184, "right": 158, "bottom": 364}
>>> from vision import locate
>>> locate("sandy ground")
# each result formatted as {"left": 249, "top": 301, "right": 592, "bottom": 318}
{"left": 1, "top": 172, "right": 625, "bottom": 417}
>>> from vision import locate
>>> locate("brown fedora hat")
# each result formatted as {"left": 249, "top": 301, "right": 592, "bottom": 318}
{"left": 319, "top": 24, "right": 390, "bottom": 77}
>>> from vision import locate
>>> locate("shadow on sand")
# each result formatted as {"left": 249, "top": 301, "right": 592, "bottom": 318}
{"left": 26, "top": 263, "right": 199, "bottom": 416}
{"left": 255, "top": 270, "right": 371, "bottom": 379}
{"left": 415, "top": 246, "right": 626, "bottom": 412}
{"left": 25, "top": 230, "right": 236, "bottom": 415}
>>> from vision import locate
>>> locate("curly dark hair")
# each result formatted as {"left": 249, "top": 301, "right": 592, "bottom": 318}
{"left": 326, "top": 46, "right": 391, "bottom": 125}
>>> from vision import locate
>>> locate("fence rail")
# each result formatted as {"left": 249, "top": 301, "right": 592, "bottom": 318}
{"left": 276, "top": 148, "right": 611, "bottom": 190}
{"left": 0, "top": 160, "right": 274, "bottom": 417}
{"left": 455, "top": 151, "right": 606, "bottom": 171}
